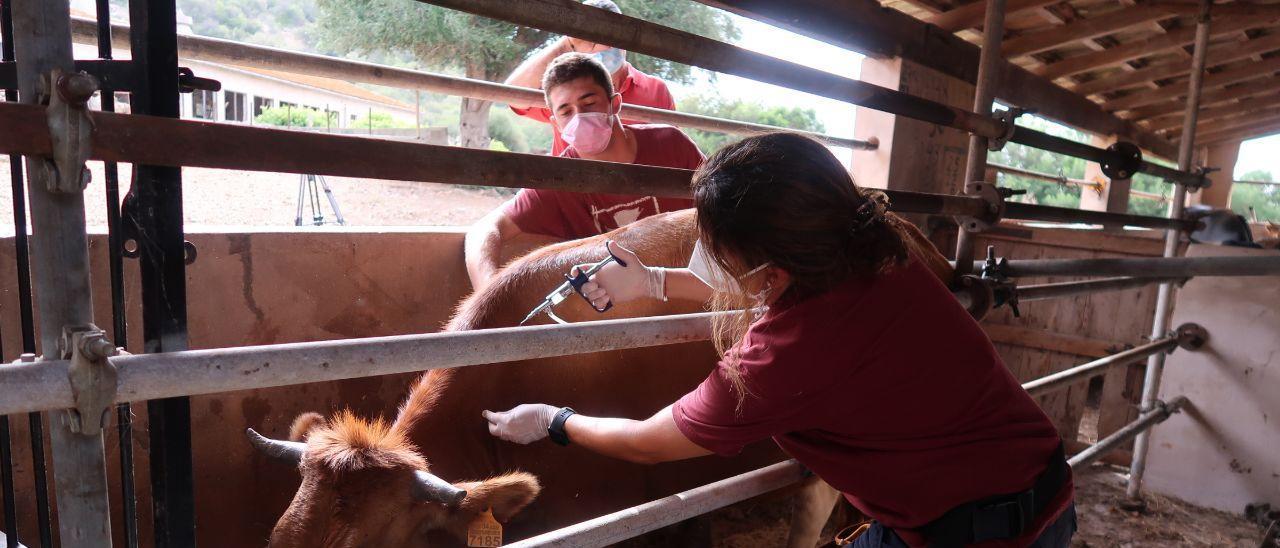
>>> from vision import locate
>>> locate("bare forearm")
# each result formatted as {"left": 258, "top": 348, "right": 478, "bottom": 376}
{"left": 663, "top": 268, "right": 714, "bottom": 302}
{"left": 563, "top": 415, "right": 662, "bottom": 464}
{"left": 505, "top": 38, "right": 570, "bottom": 101}
{"left": 465, "top": 212, "right": 514, "bottom": 289}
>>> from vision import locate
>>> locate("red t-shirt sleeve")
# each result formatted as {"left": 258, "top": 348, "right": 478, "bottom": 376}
{"left": 509, "top": 105, "right": 553, "bottom": 124}
{"left": 672, "top": 328, "right": 813, "bottom": 456}
{"left": 501, "top": 191, "right": 576, "bottom": 239}
{"left": 654, "top": 82, "right": 676, "bottom": 111}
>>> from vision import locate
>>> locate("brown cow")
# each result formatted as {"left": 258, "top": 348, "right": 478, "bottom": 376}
{"left": 251, "top": 208, "right": 953, "bottom": 546}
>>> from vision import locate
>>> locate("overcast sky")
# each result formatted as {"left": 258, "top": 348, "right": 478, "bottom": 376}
{"left": 676, "top": 13, "right": 1278, "bottom": 180}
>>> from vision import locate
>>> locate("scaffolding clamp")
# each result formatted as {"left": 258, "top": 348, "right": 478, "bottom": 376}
{"left": 988, "top": 107, "right": 1031, "bottom": 152}
{"left": 957, "top": 181, "right": 1006, "bottom": 232}
{"left": 980, "top": 246, "right": 1020, "bottom": 318}
{"left": 63, "top": 324, "right": 119, "bottom": 436}
{"left": 40, "top": 68, "right": 99, "bottom": 194}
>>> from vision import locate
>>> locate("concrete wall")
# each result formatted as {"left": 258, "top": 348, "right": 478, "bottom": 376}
{"left": 1145, "top": 244, "right": 1280, "bottom": 512}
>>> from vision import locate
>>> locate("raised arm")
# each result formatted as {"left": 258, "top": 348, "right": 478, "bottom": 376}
{"left": 483, "top": 404, "right": 711, "bottom": 465}
{"left": 575, "top": 242, "right": 713, "bottom": 310}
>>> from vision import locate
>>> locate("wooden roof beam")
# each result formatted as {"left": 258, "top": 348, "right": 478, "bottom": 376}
{"left": 1146, "top": 92, "right": 1280, "bottom": 131}
{"left": 1002, "top": 6, "right": 1182, "bottom": 57}
{"left": 1148, "top": 0, "right": 1280, "bottom": 19}
{"left": 1125, "top": 78, "right": 1280, "bottom": 121}
{"left": 1197, "top": 121, "right": 1280, "bottom": 145}
{"left": 1071, "top": 32, "right": 1280, "bottom": 97}
{"left": 1103, "top": 55, "right": 1280, "bottom": 111}
{"left": 694, "top": 0, "right": 1181, "bottom": 159}
{"left": 1036, "top": 15, "right": 1279, "bottom": 80}
{"left": 1173, "top": 111, "right": 1280, "bottom": 137}
{"left": 926, "top": 0, "right": 1061, "bottom": 32}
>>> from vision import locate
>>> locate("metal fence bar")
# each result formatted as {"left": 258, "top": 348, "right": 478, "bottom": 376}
{"left": 416, "top": 0, "right": 1207, "bottom": 187}
{"left": 12, "top": 0, "right": 113, "bottom": 544}
{"left": 65, "top": 17, "right": 874, "bottom": 151}
{"left": 0, "top": 102, "right": 1204, "bottom": 233}
{"left": 990, "top": 162, "right": 1101, "bottom": 190}
{"left": 508, "top": 460, "right": 808, "bottom": 548}
{"left": 1018, "top": 277, "right": 1184, "bottom": 302}
{"left": 1130, "top": 0, "right": 1215, "bottom": 501}
{"left": 1, "top": 0, "right": 54, "bottom": 544}
{"left": 0, "top": 313, "right": 722, "bottom": 416}
{"left": 1023, "top": 336, "right": 1179, "bottom": 397}
{"left": 1071, "top": 396, "right": 1188, "bottom": 469}
{"left": 988, "top": 255, "right": 1280, "bottom": 278}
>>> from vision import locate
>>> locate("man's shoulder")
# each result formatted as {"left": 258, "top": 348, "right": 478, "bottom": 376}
{"left": 628, "top": 124, "right": 696, "bottom": 145}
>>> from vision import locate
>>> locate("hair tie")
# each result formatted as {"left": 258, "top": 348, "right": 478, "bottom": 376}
{"left": 850, "top": 200, "right": 877, "bottom": 234}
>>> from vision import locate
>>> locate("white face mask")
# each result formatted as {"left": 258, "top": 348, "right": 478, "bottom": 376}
{"left": 591, "top": 48, "right": 626, "bottom": 74}
{"left": 687, "top": 239, "right": 769, "bottom": 295}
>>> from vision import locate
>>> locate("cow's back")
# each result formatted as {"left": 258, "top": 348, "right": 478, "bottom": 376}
{"left": 413, "top": 210, "right": 785, "bottom": 540}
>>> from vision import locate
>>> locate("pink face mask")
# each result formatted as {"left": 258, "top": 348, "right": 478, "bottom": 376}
{"left": 560, "top": 111, "right": 614, "bottom": 155}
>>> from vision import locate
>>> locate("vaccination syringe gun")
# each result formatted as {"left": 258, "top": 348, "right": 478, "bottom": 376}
{"left": 519, "top": 242, "right": 628, "bottom": 326}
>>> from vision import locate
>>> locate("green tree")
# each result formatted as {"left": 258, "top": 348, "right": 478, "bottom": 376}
{"left": 986, "top": 115, "right": 1089, "bottom": 208}
{"left": 254, "top": 105, "right": 333, "bottom": 127}
{"left": 313, "top": 0, "right": 738, "bottom": 149}
{"left": 676, "top": 94, "right": 826, "bottom": 155}
{"left": 1230, "top": 169, "right": 1279, "bottom": 222}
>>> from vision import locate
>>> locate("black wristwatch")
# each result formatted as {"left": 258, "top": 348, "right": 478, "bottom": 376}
{"left": 548, "top": 407, "right": 576, "bottom": 446}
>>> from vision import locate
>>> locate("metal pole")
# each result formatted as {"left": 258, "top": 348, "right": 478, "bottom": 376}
{"left": 507, "top": 460, "right": 808, "bottom": 547}
{"left": 1129, "top": 0, "right": 1213, "bottom": 501}
{"left": 1073, "top": 396, "right": 1188, "bottom": 469}
{"left": 125, "top": 0, "right": 198, "bottom": 542}
{"left": 92, "top": 0, "right": 139, "bottom": 544}
{"left": 1018, "top": 277, "right": 1184, "bottom": 302}
{"left": 956, "top": 0, "right": 1008, "bottom": 279}
{"left": 12, "top": 0, "right": 113, "bottom": 545}
{"left": 1023, "top": 336, "right": 1179, "bottom": 397}
{"left": 989, "top": 162, "right": 1102, "bottom": 192}
{"left": 981, "top": 255, "right": 1280, "bottom": 278}
{"left": 67, "top": 16, "right": 874, "bottom": 150}
{"left": 0, "top": 313, "right": 724, "bottom": 415}
{"left": 1005, "top": 201, "right": 1196, "bottom": 231}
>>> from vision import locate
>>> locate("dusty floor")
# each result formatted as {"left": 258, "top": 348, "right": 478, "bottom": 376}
{"left": 688, "top": 467, "right": 1267, "bottom": 547}
{"left": 0, "top": 156, "right": 509, "bottom": 232}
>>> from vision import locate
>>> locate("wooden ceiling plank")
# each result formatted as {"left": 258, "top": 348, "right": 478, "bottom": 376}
{"left": 1071, "top": 32, "right": 1280, "bottom": 96}
{"left": 1125, "top": 78, "right": 1280, "bottom": 120}
{"left": 1036, "top": 15, "right": 1280, "bottom": 80}
{"left": 1002, "top": 6, "right": 1181, "bottom": 57}
{"left": 927, "top": 0, "right": 1061, "bottom": 32}
{"left": 1177, "top": 111, "right": 1280, "bottom": 137}
{"left": 1197, "top": 121, "right": 1280, "bottom": 145}
{"left": 1146, "top": 92, "right": 1280, "bottom": 131}
{"left": 1103, "top": 56, "right": 1280, "bottom": 111}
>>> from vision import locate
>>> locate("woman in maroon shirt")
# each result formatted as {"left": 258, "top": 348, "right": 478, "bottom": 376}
{"left": 483, "top": 132, "right": 1076, "bottom": 547}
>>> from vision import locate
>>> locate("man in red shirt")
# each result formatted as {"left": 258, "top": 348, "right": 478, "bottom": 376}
{"left": 504, "top": 0, "right": 677, "bottom": 156}
{"left": 483, "top": 133, "right": 1075, "bottom": 547}
{"left": 464, "top": 52, "right": 702, "bottom": 288}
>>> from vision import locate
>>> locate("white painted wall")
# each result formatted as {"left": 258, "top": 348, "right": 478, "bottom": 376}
{"left": 1145, "top": 244, "right": 1280, "bottom": 513}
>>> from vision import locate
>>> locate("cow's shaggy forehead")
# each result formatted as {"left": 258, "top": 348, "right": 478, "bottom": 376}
{"left": 305, "top": 410, "right": 428, "bottom": 473}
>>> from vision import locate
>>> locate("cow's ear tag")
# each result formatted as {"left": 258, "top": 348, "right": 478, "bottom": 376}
{"left": 467, "top": 508, "right": 503, "bottom": 547}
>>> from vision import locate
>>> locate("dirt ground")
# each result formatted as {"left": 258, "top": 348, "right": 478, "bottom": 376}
{"left": 0, "top": 156, "right": 509, "bottom": 232}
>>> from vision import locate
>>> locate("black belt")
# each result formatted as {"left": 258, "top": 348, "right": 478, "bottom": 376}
{"left": 917, "top": 443, "right": 1068, "bottom": 547}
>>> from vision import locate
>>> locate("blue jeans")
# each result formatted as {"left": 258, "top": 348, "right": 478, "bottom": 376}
{"left": 848, "top": 503, "right": 1077, "bottom": 547}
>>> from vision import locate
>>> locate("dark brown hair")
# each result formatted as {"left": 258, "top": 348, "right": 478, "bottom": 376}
{"left": 542, "top": 52, "right": 614, "bottom": 106}
{"left": 692, "top": 132, "right": 911, "bottom": 402}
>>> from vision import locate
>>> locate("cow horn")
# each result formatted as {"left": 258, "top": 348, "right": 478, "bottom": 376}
{"left": 411, "top": 470, "right": 467, "bottom": 507}
{"left": 246, "top": 428, "right": 305, "bottom": 463}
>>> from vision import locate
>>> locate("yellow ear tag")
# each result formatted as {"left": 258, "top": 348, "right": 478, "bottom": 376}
{"left": 467, "top": 508, "right": 503, "bottom": 547}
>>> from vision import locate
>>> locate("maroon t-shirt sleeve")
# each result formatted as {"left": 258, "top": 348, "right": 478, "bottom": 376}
{"left": 672, "top": 328, "right": 813, "bottom": 456}
{"left": 501, "top": 190, "right": 576, "bottom": 239}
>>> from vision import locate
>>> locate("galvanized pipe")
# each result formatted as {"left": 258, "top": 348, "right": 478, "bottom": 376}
{"left": 1004, "top": 202, "right": 1197, "bottom": 231}
{"left": 11, "top": 0, "right": 113, "bottom": 544}
{"left": 0, "top": 313, "right": 721, "bottom": 416}
{"left": 990, "top": 162, "right": 1102, "bottom": 191}
{"left": 990, "top": 255, "right": 1280, "bottom": 278}
{"left": 1071, "top": 396, "right": 1188, "bottom": 469}
{"left": 1130, "top": 0, "right": 1214, "bottom": 500}
{"left": 66, "top": 17, "right": 874, "bottom": 151}
{"left": 1022, "top": 336, "right": 1179, "bottom": 397}
{"left": 955, "top": 0, "right": 1008, "bottom": 279}
{"left": 1018, "top": 276, "right": 1184, "bottom": 302}
{"left": 418, "top": 0, "right": 1206, "bottom": 187}
{"left": 507, "top": 460, "right": 808, "bottom": 547}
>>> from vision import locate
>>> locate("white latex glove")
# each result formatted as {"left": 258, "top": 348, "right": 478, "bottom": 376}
{"left": 482, "top": 404, "right": 558, "bottom": 445}
{"left": 574, "top": 241, "right": 666, "bottom": 310}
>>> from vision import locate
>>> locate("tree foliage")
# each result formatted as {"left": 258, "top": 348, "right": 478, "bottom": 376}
{"left": 1231, "top": 169, "right": 1279, "bottom": 222}
{"left": 254, "top": 105, "right": 333, "bottom": 127}
{"left": 985, "top": 115, "right": 1089, "bottom": 209}
{"left": 676, "top": 94, "right": 826, "bottom": 155}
